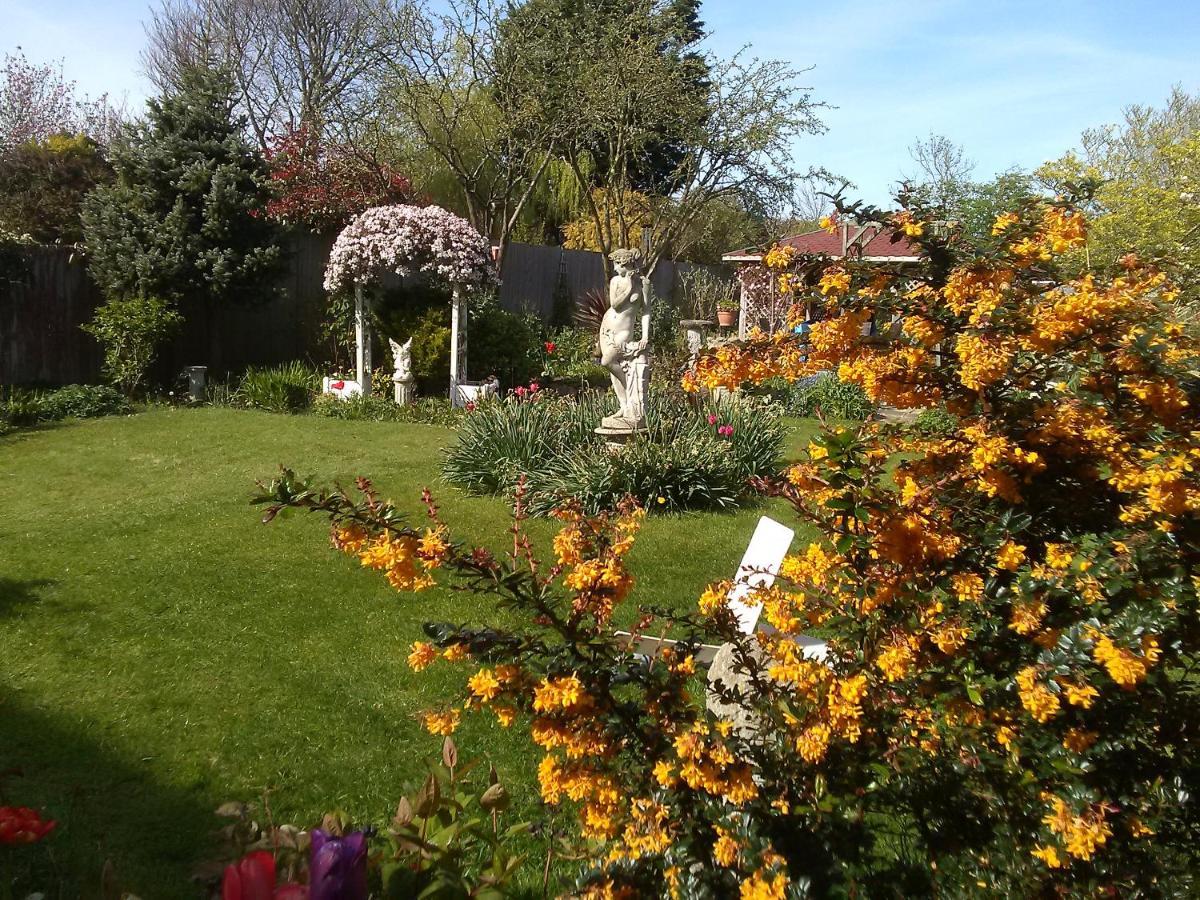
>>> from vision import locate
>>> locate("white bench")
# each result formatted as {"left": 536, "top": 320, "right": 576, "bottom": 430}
{"left": 617, "top": 516, "right": 828, "bottom": 666}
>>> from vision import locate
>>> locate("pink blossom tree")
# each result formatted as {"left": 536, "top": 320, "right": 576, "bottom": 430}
{"left": 0, "top": 49, "right": 122, "bottom": 150}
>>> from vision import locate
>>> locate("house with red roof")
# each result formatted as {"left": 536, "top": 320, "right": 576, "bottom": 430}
{"left": 722, "top": 222, "right": 922, "bottom": 337}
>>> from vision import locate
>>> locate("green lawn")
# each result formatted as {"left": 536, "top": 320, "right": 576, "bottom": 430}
{"left": 0, "top": 408, "right": 821, "bottom": 897}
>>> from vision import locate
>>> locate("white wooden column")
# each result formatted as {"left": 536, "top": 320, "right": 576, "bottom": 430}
{"left": 737, "top": 276, "right": 748, "bottom": 339}
{"left": 449, "top": 286, "right": 466, "bottom": 406}
{"left": 355, "top": 284, "right": 372, "bottom": 396}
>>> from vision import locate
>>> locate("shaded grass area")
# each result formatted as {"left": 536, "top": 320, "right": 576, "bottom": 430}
{"left": 0, "top": 408, "right": 823, "bottom": 897}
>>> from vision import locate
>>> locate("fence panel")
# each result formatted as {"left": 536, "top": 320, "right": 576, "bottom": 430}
{"left": 1, "top": 234, "right": 729, "bottom": 386}
{"left": 498, "top": 243, "right": 562, "bottom": 318}
{"left": 1, "top": 248, "right": 104, "bottom": 385}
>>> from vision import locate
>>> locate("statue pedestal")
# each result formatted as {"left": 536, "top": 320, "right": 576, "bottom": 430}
{"left": 393, "top": 377, "right": 415, "bottom": 406}
{"left": 595, "top": 419, "right": 647, "bottom": 451}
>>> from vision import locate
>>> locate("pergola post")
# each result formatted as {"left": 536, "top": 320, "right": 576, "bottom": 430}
{"left": 737, "top": 276, "right": 748, "bottom": 339}
{"left": 449, "top": 285, "right": 466, "bottom": 406}
{"left": 355, "top": 284, "right": 372, "bottom": 396}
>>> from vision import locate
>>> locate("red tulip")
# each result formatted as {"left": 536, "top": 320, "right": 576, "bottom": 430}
{"left": 529, "top": 382, "right": 540, "bottom": 392}
{"left": 0, "top": 806, "right": 56, "bottom": 844}
{"left": 465, "top": 401, "right": 476, "bottom": 412}
{"left": 707, "top": 414, "right": 718, "bottom": 425}
{"left": 222, "top": 850, "right": 276, "bottom": 900}
{"left": 544, "top": 341, "right": 556, "bottom": 354}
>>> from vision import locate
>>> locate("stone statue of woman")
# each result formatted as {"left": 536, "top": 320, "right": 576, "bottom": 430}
{"left": 598, "top": 249, "right": 651, "bottom": 430}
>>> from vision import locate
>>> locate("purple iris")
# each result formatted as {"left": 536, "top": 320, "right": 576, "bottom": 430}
{"left": 309, "top": 830, "right": 368, "bottom": 900}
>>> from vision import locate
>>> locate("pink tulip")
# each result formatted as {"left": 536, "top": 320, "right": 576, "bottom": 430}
{"left": 707, "top": 414, "right": 718, "bottom": 425}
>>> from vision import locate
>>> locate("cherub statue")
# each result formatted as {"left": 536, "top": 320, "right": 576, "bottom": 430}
{"left": 598, "top": 249, "right": 651, "bottom": 429}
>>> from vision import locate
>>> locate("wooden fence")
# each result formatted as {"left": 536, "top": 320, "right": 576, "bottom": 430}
{"left": 1, "top": 234, "right": 726, "bottom": 386}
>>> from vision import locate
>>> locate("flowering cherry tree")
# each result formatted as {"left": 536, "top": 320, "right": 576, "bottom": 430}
{"left": 324, "top": 204, "right": 496, "bottom": 401}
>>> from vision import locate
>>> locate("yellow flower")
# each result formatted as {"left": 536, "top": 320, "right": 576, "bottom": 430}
{"left": 417, "top": 526, "right": 449, "bottom": 565}
{"left": 1062, "top": 728, "right": 1098, "bottom": 753}
{"left": 407, "top": 641, "right": 438, "bottom": 671}
{"left": 443, "top": 642, "right": 471, "bottom": 662}
{"left": 468, "top": 667, "right": 502, "bottom": 702}
{"left": 818, "top": 268, "right": 851, "bottom": 297}
{"left": 331, "top": 524, "right": 368, "bottom": 553}
{"left": 739, "top": 869, "right": 788, "bottom": 900}
{"left": 1044, "top": 543, "right": 1073, "bottom": 570}
{"left": 1060, "top": 679, "right": 1099, "bottom": 708}
{"left": 991, "top": 211, "right": 1019, "bottom": 235}
{"left": 994, "top": 541, "right": 1026, "bottom": 571}
{"left": 818, "top": 215, "right": 836, "bottom": 234}
{"left": 1128, "top": 817, "right": 1154, "bottom": 838}
{"left": 1031, "top": 844, "right": 1064, "bottom": 869}
{"left": 1016, "top": 666, "right": 1060, "bottom": 722}
{"left": 951, "top": 572, "right": 984, "bottom": 603}
{"left": 422, "top": 708, "right": 461, "bottom": 736}
{"left": 713, "top": 826, "right": 740, "bottom": 867}
{"left": 653, "top": 760, "right": 677, "bottom": 787}
{"left": 1042, "top": 794, "right": 1111, "bottom": 860}
{"left": 1008, "top": 597, "right": 1047, "bottom": 635}
{"left": 698, "top": 581, "right": 732, "bottom": 616}
{"left": 875, "top": 636, "right": 919, "bottom": 682}
{"left": 1090, "top": 631, "right": 1160, "bottom": 688}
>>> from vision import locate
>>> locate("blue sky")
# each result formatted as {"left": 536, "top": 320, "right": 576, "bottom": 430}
{"left": 3, "top": 0, "right": 1197, "bottom": 206}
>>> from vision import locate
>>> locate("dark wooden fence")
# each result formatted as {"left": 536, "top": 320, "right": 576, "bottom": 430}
{"left": 1, "top": 234, "right": 725, "bottom": 386}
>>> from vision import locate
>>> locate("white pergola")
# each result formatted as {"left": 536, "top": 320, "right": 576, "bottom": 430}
{"left": 326, "top": 204, "right": 494, "bottom": 405}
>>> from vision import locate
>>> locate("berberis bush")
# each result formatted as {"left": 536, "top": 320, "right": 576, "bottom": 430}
{"left": 442, "top": 391, "right": 783, "bottom": 513}
{"left": 261, "top": 190, "right": 1200, "bottom": 897}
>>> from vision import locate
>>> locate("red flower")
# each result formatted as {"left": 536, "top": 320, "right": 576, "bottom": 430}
{"left": 223, "top": 850, "right": 274, "bottom": 900}
{"left": 221, "top": 849, "right": 308, "bottom": 900}
{"left": 514, "top": 386, "right": 527, "bottom": 397}
{"left": 465, "top": 401, "right": 476, "bottom": 412}
{"left": 529, "top": 382, "right": 540, "bottom": 392}
{"left": 718, "top": 424, "right": 734, "bottom": 437}
{"left": 544, "top": 341, "right": 556, "bottom": 354}
{"left": 707, "top": 414, "right": 718, "bottom": 425}
{"left": 0, "top": 806, "right": 57, "bottom": 844}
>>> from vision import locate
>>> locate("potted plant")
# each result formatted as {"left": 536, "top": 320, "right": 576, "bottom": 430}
{"left": 716, "top": 297, "right": 739, "bottom": 328}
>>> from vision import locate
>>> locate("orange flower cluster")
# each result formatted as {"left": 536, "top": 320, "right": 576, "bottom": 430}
{"left": 333, "top": 524, "right": 448, "bottom": 592}
{"left": 552, "top": 504, "right": 643, "bottom": 626}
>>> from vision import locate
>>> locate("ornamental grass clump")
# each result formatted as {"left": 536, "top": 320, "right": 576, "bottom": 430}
{"left": 442, "top": 391, "right": 783, "bottom": 513}
{"left": 261, "top": 190, "right": 1200, "bottom": 897}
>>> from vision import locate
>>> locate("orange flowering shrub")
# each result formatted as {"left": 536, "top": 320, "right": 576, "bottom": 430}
{"left": 260, "top": 192, "right": 1200, "bottom": 896}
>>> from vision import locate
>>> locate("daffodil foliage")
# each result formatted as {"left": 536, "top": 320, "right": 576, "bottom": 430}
{"left": 261, "top": 192, "right": 1200, "bottom": 896}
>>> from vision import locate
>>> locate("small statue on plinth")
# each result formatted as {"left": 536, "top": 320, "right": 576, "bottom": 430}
{"left": 389, "top": 337, "right": 415, "bottom": 406}
{"left": 597, "top": 249, "right": 651, "bottom": 436}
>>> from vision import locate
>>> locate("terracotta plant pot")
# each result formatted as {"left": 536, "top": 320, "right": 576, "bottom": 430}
{"left": 717, "top": 308, "right": 737, "bottom": 327}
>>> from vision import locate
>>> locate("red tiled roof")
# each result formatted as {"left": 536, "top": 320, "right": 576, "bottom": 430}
{"left": 724, "top": 225, "right": 921, "bottom": 261}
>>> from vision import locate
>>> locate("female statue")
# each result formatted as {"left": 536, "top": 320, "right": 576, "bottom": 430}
{"left": 598, "top": 249, "right": 651, "bottom": 429}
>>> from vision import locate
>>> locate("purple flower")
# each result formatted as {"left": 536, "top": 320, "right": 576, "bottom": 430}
{"left": 309, "top": 830, "right": 367, "bottom": 900}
